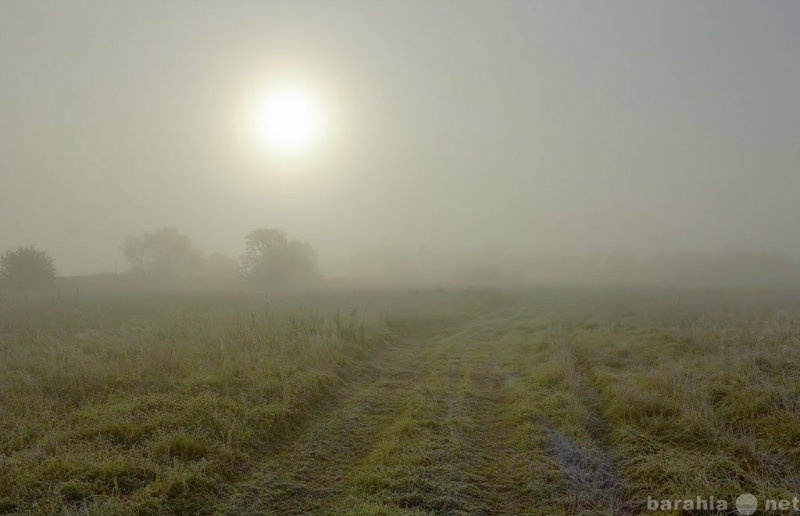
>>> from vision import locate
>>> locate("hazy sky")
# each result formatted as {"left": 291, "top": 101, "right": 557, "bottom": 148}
{"left": 2, "top": 1, "right": 799, "bottom": 275}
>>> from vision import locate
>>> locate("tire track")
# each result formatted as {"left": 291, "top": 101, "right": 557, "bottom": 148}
{"left": 221, "top": 312, "right": 561, "bottom": 516}
{"left": 219, "top": 337, "right": 438, "bottom": 515}
{"left": 331, "top": 315, "right": 545, "bottom": 515}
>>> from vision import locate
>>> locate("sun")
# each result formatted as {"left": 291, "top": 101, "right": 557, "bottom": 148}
{"left": 251, "top": 85, "right": 324, "bottom": 158}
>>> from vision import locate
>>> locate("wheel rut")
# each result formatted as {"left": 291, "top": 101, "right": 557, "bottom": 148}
{"left": 220, "top": 314, "right": 549, "bottom": 516}
{"left": 220, "top": 337, "right": 437, "bottom": 515}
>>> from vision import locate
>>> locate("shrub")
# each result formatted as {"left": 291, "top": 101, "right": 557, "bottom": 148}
{"left": 0, "top": 245, "right": 56, "bottom": 289}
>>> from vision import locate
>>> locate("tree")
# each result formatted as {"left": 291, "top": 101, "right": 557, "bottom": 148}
{"left": 0, "top": 246, "right": 56, "bottom": 288}
{"left": 240, "top": 228, "right": 319, "bottom": 287}
{"left": 122, "top": 227, "right": 201, "bottom": 277}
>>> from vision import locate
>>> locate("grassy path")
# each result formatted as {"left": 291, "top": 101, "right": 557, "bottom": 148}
{"left": 219, "top": 313, "right": 573, "bottom": 516}
{"left": 218, "top": 334, "right": 441, "bottom": 515}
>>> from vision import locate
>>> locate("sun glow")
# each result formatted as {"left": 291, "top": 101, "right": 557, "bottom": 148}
{"left": 250, "top": 85, "right": 324, "bottom": 158}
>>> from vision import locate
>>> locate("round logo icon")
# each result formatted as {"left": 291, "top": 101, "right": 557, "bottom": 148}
{"left": 736, "top": 493, "right": 758, "bottom": 515}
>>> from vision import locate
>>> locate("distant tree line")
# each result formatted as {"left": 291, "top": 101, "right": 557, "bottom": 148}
{"left": 0, "top": 226, "right": 319, "bottom": 290}
{"left": 121, "top": 226, "right": 318, "bottom": 288}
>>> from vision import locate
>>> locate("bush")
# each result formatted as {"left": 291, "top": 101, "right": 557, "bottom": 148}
{"left": 0, "top": 246, "right": 56, "bottom": 289}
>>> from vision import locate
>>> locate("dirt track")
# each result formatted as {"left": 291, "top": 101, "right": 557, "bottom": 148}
{"left": 219, "top": 313, "right": 626, "bottom": 516}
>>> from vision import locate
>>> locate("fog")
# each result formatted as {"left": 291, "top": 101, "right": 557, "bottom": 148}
{"left": 2, "top": 1, "right": 800, "bottom": 287}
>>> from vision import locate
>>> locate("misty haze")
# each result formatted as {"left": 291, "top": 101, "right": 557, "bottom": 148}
{"left": 2, "top": 1, "right": 800, "bottom": 515}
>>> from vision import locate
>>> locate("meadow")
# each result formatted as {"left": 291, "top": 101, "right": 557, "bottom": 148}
{"left": 1, "top": 285, "right": 800, "bottom": 515}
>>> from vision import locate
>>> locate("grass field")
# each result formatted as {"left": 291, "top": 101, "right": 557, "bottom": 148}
{"left": 2, "top": 286, "right": 800, "bottom": 515}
